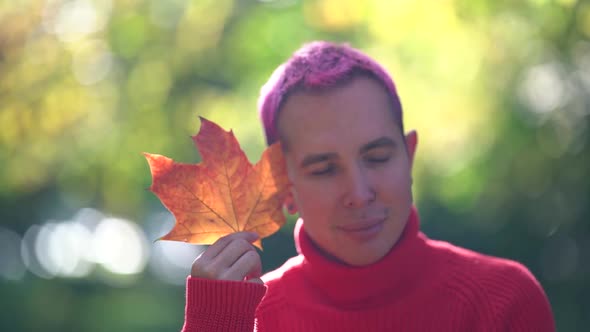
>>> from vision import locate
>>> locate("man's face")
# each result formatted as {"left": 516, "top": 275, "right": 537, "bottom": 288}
{"left": 278, "top": 76, "right": 417, "bottom": 266}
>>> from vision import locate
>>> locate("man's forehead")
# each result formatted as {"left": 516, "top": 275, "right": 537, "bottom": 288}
{"left": 280, "top": 122, "right": 402, "bottom": 156}
{"left": 277, "top": 77, "right": 402, "bottom": 152}
{"left": 291, "top": 135, "right": 399, "bottom": 160}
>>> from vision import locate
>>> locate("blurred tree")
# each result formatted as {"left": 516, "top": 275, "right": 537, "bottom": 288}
{"left": 0, "top": 0, "right": 588, "bottom": 331}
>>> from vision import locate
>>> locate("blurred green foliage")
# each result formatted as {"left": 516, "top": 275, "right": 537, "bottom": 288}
{"left": 1, "top": 0, "right": 589, "bottom": 331}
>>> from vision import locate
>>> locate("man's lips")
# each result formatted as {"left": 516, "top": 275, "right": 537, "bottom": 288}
{"left": 337, "top": 218, "right": 386, "bottom": 242}
{"left": 338, "top": 218, "right": 386, "bottom": 232}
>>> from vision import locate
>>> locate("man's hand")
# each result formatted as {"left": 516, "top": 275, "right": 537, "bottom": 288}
{"left": 191, "top": 232, "right": 263, "bottom": 284}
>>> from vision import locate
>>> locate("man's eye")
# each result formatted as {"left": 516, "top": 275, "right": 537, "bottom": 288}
{"left": 310, "top": 166, "right": 336, "bottom": 176}
{"left": 367, "top": 156, "right": 390, "bottom": 163}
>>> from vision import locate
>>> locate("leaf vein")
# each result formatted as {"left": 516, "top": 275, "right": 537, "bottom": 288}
{"left": 178, "top": 182, "right": 236, "bottom": 231}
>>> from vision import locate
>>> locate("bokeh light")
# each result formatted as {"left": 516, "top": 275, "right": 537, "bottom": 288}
{"left": 38, "top": 221, "right": 94, "bottom": 278}
{"left": 91, "top": 217, "right": 149, "bottom": 275}
{"left": 146, "top": 212, "right": 205, "bottom": 285}
{"left": 42, "top": 0, "right": 113, "bottom": 43}
{"left": 21, "top": 224, "right": 54, "bottom": 279}
{"left": 19, "top": 209, "right": 154, "bottom": 281}
{"left": 519, "top": 62, "right": 568, "bottom": 115}
{"left": 540, "top": 234, "right": 580, "bottom": 281}
{"left": 71, "top": 39, "right": 114, "bottom": 85}
{"left": 0, "top": 227, "right": 26, "bottom": 281}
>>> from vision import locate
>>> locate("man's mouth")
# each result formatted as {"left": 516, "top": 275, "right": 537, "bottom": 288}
{"left": 338, "top": 217, "right": 386, "bottom": 241}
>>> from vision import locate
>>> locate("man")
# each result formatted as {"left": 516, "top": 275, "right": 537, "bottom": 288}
{"left": 182, "top": 41, "right": 555, "bottom": 332}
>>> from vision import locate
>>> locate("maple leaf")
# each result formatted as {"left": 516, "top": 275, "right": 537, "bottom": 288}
{"left": 144, "top": 117, "right": 291, "bottom": 249}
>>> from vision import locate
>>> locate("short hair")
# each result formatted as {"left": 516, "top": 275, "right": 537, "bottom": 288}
{"left": 258, "top": 41, "right": 404, "bottom": 146}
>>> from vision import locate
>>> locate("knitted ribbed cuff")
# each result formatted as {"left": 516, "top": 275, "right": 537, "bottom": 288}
{"left": 183, "top": 276, "right": 267, "bottom": 332}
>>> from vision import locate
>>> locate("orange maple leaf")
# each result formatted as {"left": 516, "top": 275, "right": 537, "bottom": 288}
{"left": 144, "top": 117, "right": 291, "bottom": 249}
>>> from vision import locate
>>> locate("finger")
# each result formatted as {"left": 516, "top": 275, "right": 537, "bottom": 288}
{"left": 246, "top": 266, "right": 262, "bottom": 281}
{"left": 191, "top": 242, "right": 253, "bottom": 279}
{"left": 220, "top": 250, "right": 262, "bottom": 281}
{"left": 191, "top": 233, "right": 259, "bottom": 279}
{"left": 247, "top": 277, "right": 264, "bottom": 284}
{"left": 209, "top": 238, "right": 257, "bottom": 273}
{"left": 199, "top": 231, "right": 259, "bottom": 261}
{"left": 245, "top": 255, "right": 262, "bottom": 281}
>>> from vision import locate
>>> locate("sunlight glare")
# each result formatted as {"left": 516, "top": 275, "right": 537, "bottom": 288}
{"left": 92, "top": 217, "right": 149, "bottom": 275}
{"left": 519, "top": 62, "right": 567, "bottom": 114}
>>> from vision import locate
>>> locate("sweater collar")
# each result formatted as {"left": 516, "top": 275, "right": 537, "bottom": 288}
{"left": 294, "top": 205, "right": 429, "bottom": 308}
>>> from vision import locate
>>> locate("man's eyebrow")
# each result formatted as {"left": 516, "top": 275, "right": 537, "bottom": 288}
{"left": 359, "top": 137, "right": 396, "bottom": 154}
{"left": 300, "top": 153, "right": 338, "bottom": 168}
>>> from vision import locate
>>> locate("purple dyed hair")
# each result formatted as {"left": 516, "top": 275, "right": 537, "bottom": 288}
{"left": 258, "top": 41, "right": 404, "bottom": 146}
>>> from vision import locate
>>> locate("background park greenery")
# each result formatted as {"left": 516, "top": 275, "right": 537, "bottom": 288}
{"left": 0, "top": 0, "right": 588, "bottom": 331}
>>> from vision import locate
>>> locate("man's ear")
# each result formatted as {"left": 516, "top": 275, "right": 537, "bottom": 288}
{"left": 283, "top": 191, "right": 298, "bottom": 215}
{"left": 405, "top": 130, "right": 418, "bottom": 168}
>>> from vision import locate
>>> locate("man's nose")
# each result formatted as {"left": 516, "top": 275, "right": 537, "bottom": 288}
{"left": 343, "top": 166, "right": 376, "bottom": 208}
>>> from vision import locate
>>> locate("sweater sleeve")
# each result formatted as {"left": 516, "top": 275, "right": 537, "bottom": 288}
{"left": 484, "top": 262, "right": 556, "bottom": 332}
{"left": 501, "top": 269, "right": 555, "bottom": 332}
{"left": 181, "top": 276, "right": 267, "bottom": 332}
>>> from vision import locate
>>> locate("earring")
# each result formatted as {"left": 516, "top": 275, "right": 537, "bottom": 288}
{"left": 287, "top": 203, "right": 296, "bottom": 214}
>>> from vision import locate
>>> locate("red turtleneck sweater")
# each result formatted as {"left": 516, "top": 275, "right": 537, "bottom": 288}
{"left": 182, "top": 208, "right": 555, "bottom": 331}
